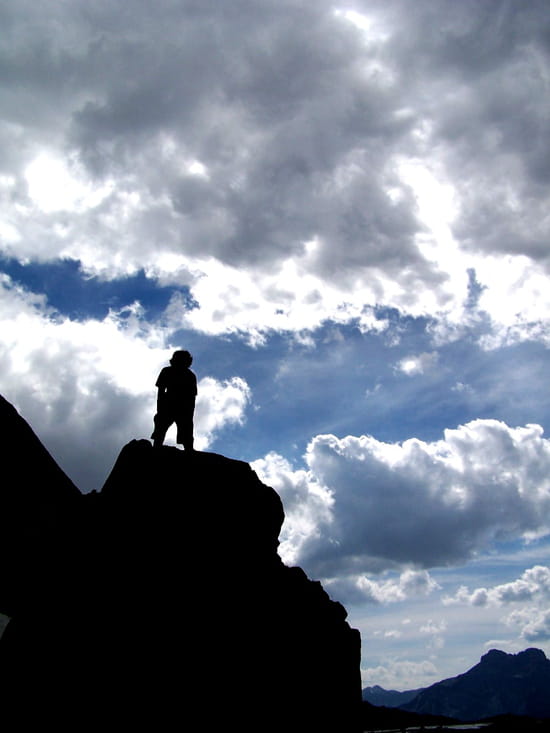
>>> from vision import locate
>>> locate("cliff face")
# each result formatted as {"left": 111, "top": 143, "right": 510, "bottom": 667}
{"left": 0, "top": 396, "right": 362, "bottom": 731}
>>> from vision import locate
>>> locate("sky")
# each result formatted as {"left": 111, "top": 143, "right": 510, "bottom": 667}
{"left": 1, "top": 0, "right": 550, "bottom": 691}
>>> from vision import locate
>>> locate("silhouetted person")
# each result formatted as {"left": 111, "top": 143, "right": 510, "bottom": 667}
{"left": 151, "top": 350, "right": 197, "bottom": 451}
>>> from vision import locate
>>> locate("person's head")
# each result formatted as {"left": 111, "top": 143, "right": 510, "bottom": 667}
{"left": 170, "top": 350, "right": 193, "bottom": 368}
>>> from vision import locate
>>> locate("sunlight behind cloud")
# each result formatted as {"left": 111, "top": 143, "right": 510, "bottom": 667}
{"left": 24, "top": 154, "right": 113, "bottom": 213}
{"left": 397, "top": 351, "right": 439, "bottom": 376}
{"left": 186, "top": 160, "right": 209, "bottom": 178}
{"left": 397, "top": 158, "right": 459, "bottom": 255}
{"left": 333, "top": 7, "right": 388, "bottom": 42}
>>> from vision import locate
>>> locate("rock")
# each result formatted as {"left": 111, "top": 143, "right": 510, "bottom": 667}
{"left": 0, "top": 396, "right": 362, "bottom": 731}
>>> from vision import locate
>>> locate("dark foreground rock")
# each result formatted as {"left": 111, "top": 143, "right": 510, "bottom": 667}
{"left": 0, "top": 396, "right": 362, "bottom": 731}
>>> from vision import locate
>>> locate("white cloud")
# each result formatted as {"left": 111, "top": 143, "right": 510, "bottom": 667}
{"left": 161, "top": 255, "right": 392, "bottom": 345}
{"left": 323, "top": 569, "right": 440, "bottom": 605}
{"left": 419, "top": 619, "right": 447, "bottom": 635}
{"left": 24, "top": 153, "right": 113, "bottom": 213}
{"left": 442, "top": 565, "right": 550, "bottom": 644}
{"left": 516, "top": 609, "right": 550, "bottom": 642}
{"left": 193, "top": 376, "right": 251, "bottom": 450}
{"left": 419, "top": 619, "right": 447, "bottom": 650}
{"left": 251, "top": 452, "right": 334, "bottom": 567}
{"left": 361, "top": 658, "right": 439, "bottom": 690}
{"left": 396, "top": 351, "right": 438, "bottom": 376}
{"left": 475, "top": 256, "right": 550, "bottom": 348}
{"left": 255, "top": 422, "right": 550, "bottom": 578}
{"left": 443, "top": 565, "right": 550, "bottom": 608}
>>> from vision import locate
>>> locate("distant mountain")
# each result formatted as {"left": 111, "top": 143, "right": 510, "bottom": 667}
{"left": 400, "top": 648, "right": 550, "bottom": 721}
{"left": 362, "top": 684, "right": 424, "bottom": 707}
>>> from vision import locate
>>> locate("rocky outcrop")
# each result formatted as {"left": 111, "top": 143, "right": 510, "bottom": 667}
{"left": 0, "top": 396, "right": 362, "bottom": 730}
{"left": 400, "top": 648, "right": 550, "bottom": 721}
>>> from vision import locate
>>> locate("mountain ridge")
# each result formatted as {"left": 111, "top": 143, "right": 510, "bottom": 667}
{"left": 399, "top": 647, "right": 550, "bottom": 721}
{"left": 362, "top": 683, "right": 424, "bottom": 707}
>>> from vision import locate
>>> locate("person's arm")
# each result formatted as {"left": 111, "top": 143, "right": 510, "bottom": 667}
{"left": 190, "top": 371, "right": 197, "bottom": 407}
{"left": 156, "top": 385, "right": 165, "bottom": 411}
{"left": 156, "top": 369, "right": 167, "bottom": 410}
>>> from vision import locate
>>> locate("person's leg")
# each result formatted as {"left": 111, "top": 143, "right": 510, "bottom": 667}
{"left": 151, "top": 411, "right": 173, "bottom": 448}
{"left": 175, "top": 411, "right": 194, "bottom": 451}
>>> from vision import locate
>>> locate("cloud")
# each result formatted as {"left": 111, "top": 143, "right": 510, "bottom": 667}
{"left": 254, "top": 421, "right": 550, "bottom": 578}
{"left": 396, "top": 351, "right": 438, "bottom": 376}
{"left": 361, "top": 658, "right": 439, "bottom": 690}
{"left": 161, "top": 256, "right": 391, "bottom": 346}
{"left": 24, "top": 153, "right": 114, "bottom": 213}
{"left": 251, "top": 452, "right": 334, "bottom": 567}
{"left": 516, "top": 609, "right": 550, "bottom": 643}
{"left": 323, "top": 569, "right": 440, "bottom": 605}
{"left": 419, "top": 619, "right": 447, "bottom": 635}
{"left": 504, "top": 604, "right": 550, "bottom": 644}
{"left": 442, "top": 565, "right": 550, "bottom": 644}
{"left": 0, "top": 276, "right": 251, "bottom": 491}
{"left": 1, "top": 1, "right": 549, "bottom": 346}
{"left": 443, "top": 565, "right": 550, "bottom": 608}
{"left": 419, "top": 619, "right": 447, "bottom": 650}
{"left": 194, "top": 376, "right": 251, "bottom": 450}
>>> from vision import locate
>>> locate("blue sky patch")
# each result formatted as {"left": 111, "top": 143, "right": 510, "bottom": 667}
{"left": 0, "top": 257, "right": 195, "bottom": 321}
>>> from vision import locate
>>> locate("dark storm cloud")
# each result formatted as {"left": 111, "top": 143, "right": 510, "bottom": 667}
{"left": 0, "top": 0, "right": 428, "bottom": 281}
{"left": 2, "top": 0, "right": 549, "bottom": 336}
{"left": 66, "top": 0, "right": 427, "bottom": 277}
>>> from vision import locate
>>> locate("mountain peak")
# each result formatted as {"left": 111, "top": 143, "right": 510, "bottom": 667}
{"left": 479, "top": 647, "right": 548, "bottom": 672}
{"left": 480, "top": 648, "right": 509, "bottom": 663}
{"left": 402, "top": 647, "right": 550, "bottom": 721}
{"left": 521, "top": 647, "right": 547, "bottom": 661}
{"left": 481, "top": 647, "right": 547, "bottom": 663}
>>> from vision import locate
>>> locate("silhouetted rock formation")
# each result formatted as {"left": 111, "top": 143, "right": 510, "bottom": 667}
{"left": 400, "top": 648, "right": 550, "bottom": 721}
{"left": 0, "top": 395, "right": 362, "bottom": 731}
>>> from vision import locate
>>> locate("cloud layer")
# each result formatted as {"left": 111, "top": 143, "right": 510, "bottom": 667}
{"left": 1, "top": 1, "right": 549, "bottom": 345}
{"left": 255, "top": 420, "right": 550, "bottom": 580}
